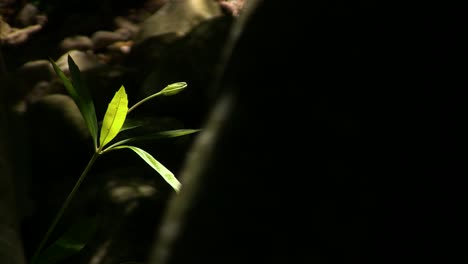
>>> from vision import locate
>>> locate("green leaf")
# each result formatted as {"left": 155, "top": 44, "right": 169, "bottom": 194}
{"left": 99, "top": 85, "right": 128, "bottom": 148}
{"left": 67, "top": 55, "right": 99, "bottom": 148}
{"left": 142, "top": 129, "right": 200, "bottom": 138}
{"left": 113, "top": 145, "right": 181, "bottom": 192}
{"left": 33, "top": 216, "right": 97, "bottom": 264}
{"left": 158, "top": 82, "right": 187, "bottom": 96}
{"left": 105, "top": 129, "right": 200, "bottom": 149}
{"left": 49, "top": 56, "right": 98, "bottom": 148}
{"left": 120, "top": 118, "right": 146, "bottom": 132}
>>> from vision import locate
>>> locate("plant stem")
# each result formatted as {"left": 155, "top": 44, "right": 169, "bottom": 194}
{"left": 127, "top": 92, "right": 161, "bottom": 114}
{"left": 30, "top": 152, "right": 100, "bottom": 263}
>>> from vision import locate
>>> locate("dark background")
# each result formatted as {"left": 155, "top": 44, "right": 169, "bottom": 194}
{"left": 1, "top": 1, "right": 466, "bottom": 263}
{"left": 166, "top": 4, "right": 465, "bottom": 264}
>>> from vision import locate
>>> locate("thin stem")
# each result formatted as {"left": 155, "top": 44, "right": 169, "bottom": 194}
{"left": 127, "top": 92, "right": 161, "bottom": 114}
{"left": 127, "top": 82, "right": 187, "bottom": 114}
{"left": 30, "top": 152, "right": 100, "bottom": 263}
{"left": 101, "top": 139, "right": 130, "bottom": 154}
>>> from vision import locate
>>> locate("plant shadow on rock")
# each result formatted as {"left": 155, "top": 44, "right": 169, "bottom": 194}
{"left": 21, "top": 93, "right": 93, "bottom": 251}
{"left": 21, "top": 60, "right": 199, "bottom": 263}
{"left": 125, "top": 15, "right": 234, "bottom": 128}
{"left": 14, "top": 2, "right": 232, "bottom": 262}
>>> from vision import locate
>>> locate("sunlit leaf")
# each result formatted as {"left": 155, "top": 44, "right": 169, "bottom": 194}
{"left": 159, "top": 82, "right": 187, "bottom": 96}
{"left": 113, "top": 145, "right": 181, "bottom": 192}
{"left": 105, "top": 129, "right": 200, "bottom": 149}
{"left": 33, "top": 217, "right": 97, "bottom": 264}
{"left": 99, "top": 85, "right": 128, "bottom": 148}
{"left": 49, "top": 56, "right": 98, "bottom": 148}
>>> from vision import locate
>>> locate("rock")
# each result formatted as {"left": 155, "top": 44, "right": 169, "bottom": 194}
{"left": 18, "top": 59, "right": 54, "bottom": 81}
{"left": 0, "top": 16, "right": 12, "bottom": 38}
{"left": 25, "top": 93, "right": 91, "bottom": 185}
{"left": 0, "top": 23, "right": 42, "bottom": 45}
{"left": 1, "top": 3, "right": 47, "bottom": 45}
{"left": 126, "top": 0, "right": 236, "bottom": 127}
{"left": 59, "top": 35, "right": 93, "bottom": 52}
{"left": 3, "top": 60, "right": 54, "bottom": 110}
{"left": 24, "top": 81, "right": 54, "bottom": 105}
{"left": 91, "top": 30, "right": 129, "bottom": 50}
{"left": 15, "top": 3, "right": 38, "bottom": 27}
{"left": 114, "top": 28, "right": 133, "bottom": 41}
{"left": 79, "top": 166, "right": 168, "bottom": 264}
{"left": 107, "top": 40, "right": 133, "bottom": 54}
{"left": 129, "top": 16, "right": 233, "bottom": 127}
{"left": 114, "top": 16, "right": 140, "bottom": 39}
{"left": 143, "top": 0, "right": 168, "bottom": 13}
{"left": 135, "top": 0, "right": 223, "bottom": 43}
{"left": 55, "top": 50, "right": 104, "bottom": 74}
{"left": 25, "top": 93, "right": 92, "bottom": 182}
{"left": 27, "top": 93, "right": 90, "bottom": 142}
{"left": 11, "top": 80, "right": 57, "bottom": 113}
{"left": 217, "top": 0, "right": 245, "bottom": 16}
{"left": 52, "top": 49, "right": 136, "bottom": 118}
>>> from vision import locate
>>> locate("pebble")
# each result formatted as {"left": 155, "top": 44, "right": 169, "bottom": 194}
{"left": 59, "top": 35, "right": 93, "bottom": 52}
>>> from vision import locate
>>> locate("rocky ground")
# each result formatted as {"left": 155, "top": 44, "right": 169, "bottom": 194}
{"left": 1, "top": 0, "right": 245, "bottom": 263}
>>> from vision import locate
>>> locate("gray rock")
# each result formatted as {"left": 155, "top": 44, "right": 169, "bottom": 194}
{"left": 11, "top": 80, "right": 56, "bottom": 114}
{"left": 0, "top": 24, "right": 42, "bottom": 45}
{"left": 15, "top": 3, "right": 38, "bottom": 27}
{"left": 114, "top": 16, "right": 140, "bottom": 39}
{"left": 131, "top": 16, "right": 233, "bottom": 127}
{"left": 55, "top": 50, "right": 104, "bottom": 74}
{"left": 136, "top": 0, "right": 222, "bottom": 43}
{"left": 52, "top": 50, "right": 136, "bottom": 118}
{"left": 18, "top": 59, "right": 54, "bottom": 82}
{"left": 3, "top": 60, "right": 54, "bottom": 110}
{"left": 25, "top": 81, "right": 54, "bottom": 104}
{"left": 91, "top": 30, "right": 129, "bottom": 50}
{"left": 28, "top": 94, "right": 89, "bottom": 141}
{"left": 0, "top": 17, "right": 12, "bottom": 39}
{"left": 143, "top": 0, "right": 169, "bottom": 13}
{"left": 80, "top": 165, "right": 167, "bottom": 264}
{"left": 59, "top": 35, "right": 93, "bottom": 52}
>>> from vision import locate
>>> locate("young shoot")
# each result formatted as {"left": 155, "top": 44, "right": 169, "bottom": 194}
{"left": 30, "top": 55, "right": 199, "bottom": 264}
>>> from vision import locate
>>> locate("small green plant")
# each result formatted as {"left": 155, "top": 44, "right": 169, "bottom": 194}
{"left": 30, "top": 55, "right": 199, "bottom": 264}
